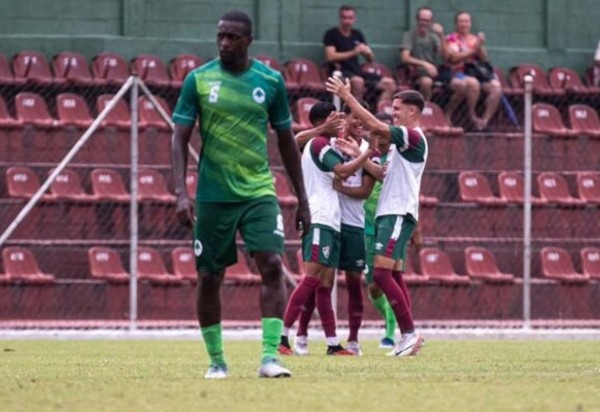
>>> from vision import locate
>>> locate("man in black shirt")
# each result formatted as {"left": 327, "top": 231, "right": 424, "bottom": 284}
{"left": 323, "top": 5, "right": 396, "bottom": 105}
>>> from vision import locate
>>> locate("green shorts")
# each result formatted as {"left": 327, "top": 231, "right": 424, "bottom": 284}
{"left": 339, "top": 224, "right": 366, "bottom": 272}
{"left": 364, "top": 233, "right": 375, "bottom": 285}
{"left": 193, "top": 196, "right": 284, "bottom": 272}
{"left": 301, "top": 224, "right": 340, "bottom": 268}
{"left": 374, "top": 214, "right": 416, "bottom": 262}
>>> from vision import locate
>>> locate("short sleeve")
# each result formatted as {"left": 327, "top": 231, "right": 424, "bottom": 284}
{"left": 268, "top": 72, "right": 293, "bottom": 130}
{"left": 390, "top": 125, "right": 422, "bottom": 151}
{"left": 172, "top": 72, "right": 199, "bottom": 126}
{"left": 356, "top": 29, "right": 367, "bottom": 44}
{"left": 310, "top": 136, "right": 344, "bottom": 172}
{"left": 323, "top": 28, "right": 336, "bottom": 47}
{"left": 400, "top": 31, "right": 413, "bottom": 51}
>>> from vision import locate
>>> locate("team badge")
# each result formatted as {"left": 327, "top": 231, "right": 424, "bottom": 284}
{"left": 194, "top": 240, "right": 203, "bottom": 256}
{"left": 252, "top": 87, "right": 266, "bottom": 103}
{"left": 322, "top": 246, "right": 331, "bottom": 259}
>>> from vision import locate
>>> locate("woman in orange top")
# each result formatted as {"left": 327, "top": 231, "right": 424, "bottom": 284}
{"left": 446, "top": 11, "right": 501, "bottom": 131}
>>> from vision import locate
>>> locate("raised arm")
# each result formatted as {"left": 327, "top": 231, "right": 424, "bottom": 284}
{"left": 295, "top": 111, "right": 345, "bottom": 151}
{"left": 326, "top": 76, "right": 390, "bottom": 139}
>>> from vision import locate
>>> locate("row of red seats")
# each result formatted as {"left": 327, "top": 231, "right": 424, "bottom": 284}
{"left": 2, "top": 51, "right": 599, "bottom": 98}
{"left": 0, "top": 92, "right": 171, "bottom": 129}
{"left": 459, "top": 171, "right": 600, "bottom": 206}
{"left": 2, "top": 245, "right": 598, "bottom": 286}
{"left": 4, "top": 166, "right": 298, "bottom": 207}
{"left": 533, "top": 103, "right": 600, "bottom": 137}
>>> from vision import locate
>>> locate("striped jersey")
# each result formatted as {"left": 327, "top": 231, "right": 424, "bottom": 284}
{"left": 172, "top": 59, "right": 292, "bottom": 202}
{"left": 376, "top": 126, "right": 428, "bottom": 220}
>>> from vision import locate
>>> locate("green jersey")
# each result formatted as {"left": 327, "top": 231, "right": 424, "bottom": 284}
{"left": 363, "top": 153, "right": 387, "bottom": 236}
{"left": 172, "top": 59, "right": 292, "bottom": 202}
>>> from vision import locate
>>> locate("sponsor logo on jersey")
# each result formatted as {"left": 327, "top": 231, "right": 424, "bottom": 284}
{"left": 322, "top": 246, "right": 331, "bottom": 259}
{"left": 252, "top": 87, "right": 266, "bottom": 104}
{"left": 194, "top": 240, "right": 203, "bottom": 256}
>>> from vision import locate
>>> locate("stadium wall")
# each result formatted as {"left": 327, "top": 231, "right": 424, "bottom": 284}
{"left": 0, "top": 0, "right": 597, "bottom": 74}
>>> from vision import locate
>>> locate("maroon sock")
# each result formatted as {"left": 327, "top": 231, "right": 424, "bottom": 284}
{"left": 296, "top": 290, "right": 316, "bottom": 337}
{"left": 373, "top": 267, "right": 414, "bottom": 333}
{"left": 345, "top": 275, "right": 363, "bottom": 342}
{"left": 392, "top": 270, "right": 412, "bottom": 310}
{"left": 316, "top": 286, "right": 337, "bottom": 338}
{"left": 283, "top": 276, "right": 320, "bottom": 329}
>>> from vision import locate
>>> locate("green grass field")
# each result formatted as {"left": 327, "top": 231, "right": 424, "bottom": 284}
{"left": 2, "top": 339, "right": 600, "bottom": 412}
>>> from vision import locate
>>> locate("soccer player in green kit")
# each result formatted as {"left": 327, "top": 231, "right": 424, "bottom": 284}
{"left": 171, "top": 11, "right": 310, "bottom": 379}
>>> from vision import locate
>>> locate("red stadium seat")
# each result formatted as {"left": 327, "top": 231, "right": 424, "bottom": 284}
{"left": 186, "top": 172, "right": 197, "bottom": 198}
{"left": 2, "top": 247, "right": 54, "bottom": 283}
{"left": 169, "top": 54, "right": 203, "bottom": 87}
{"left": 227, "top": 249, "right": 259, "bottom": 284}
{"left": 91, "top": 52, "right": 130, "bottom": 85}
{"left": 138, "top": 169, "right": 176, "bottom": 203}
{"left": 48, "top": 168, "right": 93, "bottom": 201}
{"left": 464, "top": 246, "right": 514, "bottom": 283}
{"left": 580, "top": 247, "right": 600, "bottom": 279}
{"left": 171, "top": 247, "right": 197, "bottom": 281}
{"left": 420, "top": 102, "right": 463, "bottom": 136}
{"left": 532, "top": 103, "right": 576, "bottom": 137}
{"left": 537, "top": 172, "right": 586, "bottom": 206}
{"left": 15, "top": 92, "right": 56, "bottom": 128}
{"left": 361, "top": 62, "right": 394, "bottom": 79}
{"left": 497, "top": 171, "right": 546, "bottom": 204}
{"left": 56, "top": 93, "right": 93, "bottom": 128}
{"left": 11, "top": 50, "right": 58, "bottom": 85}
{"left": 88, "top": 247, "right": 129, "bottom": 283}
{"left": 509, "top": 64, "right": 558, "bottom": 97}
{"left": 458, "top": 172, "right": 506, "bottom": 205}
{"left": 137, "top": 246, "right": 182, "bottom": 284}
{"left": 96, "top": 94, "right": 132, "bottom": 129}
{"left": 255, "top": 54, "right": 283, "bottom": 72}
{"left": 568, "top": 104, "right": 600, "bottom": 138}
{"left": 52, "top": 52, "right": 102, "bottom": 86}
{"left": 576, "top": 172, "right": 600, "bottom": 204}
{"left": 494, "top": 66, "right": 522, "bottom": 96}
{"left": 540, "top": 247, "right": 589, "bottom": 283}
{"left": 6, "top": 166, "right": 52, "bottom": 200}
{"left": 138, "top": 95, "right": 171, "bottom": 130}
{"left": 131, "top": 54, "right": 171, "bottom": 88}
{"left": 402, "top": 253, "right": 430, "bottom": 284}
{"left": 419, "top": 248, "right": 470, "bottom": 285}
{"left": 273, "top": 170, "right": 298, "bottom": 207}
{"left": 90, "top": 168, "right": 130, "bottom": 202}
{"left": 548, "top": 67, "right": 594, "bottom": 96}
{"left": 0, "top": 53, "right": 25, "bottom": 86}
{"left": 394, "top": 64, "right": 414, "bottom": 92}
{"left": 0, "top": 95, "right": 20, "bottom": 128}
{"left": 292, "top": 97, "right": 319, "bottom": 132}
{"left": 284, "top": 58, "right": 327, "bottom": 95}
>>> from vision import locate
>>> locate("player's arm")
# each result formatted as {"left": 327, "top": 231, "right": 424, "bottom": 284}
{"left": 363, "top": 159, "right": 384, "bottom": 182}
{"left": 171, "top": 72, "right": 199, "bottom": 228}
{"left": 295, "top": 111, "right": 344, "bottom": 151}
{"left": 333, "top": 172, "right": 376, "bottom": 200}
{"left": 271, "top": 73, "right": 310, "bottom": 234}
{"left": 326, "top": 76, "right": 390, "bottom": 139}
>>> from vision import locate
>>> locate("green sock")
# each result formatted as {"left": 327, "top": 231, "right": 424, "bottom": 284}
{"left": 370, "top": 294, "right": 397, "bottom": 340}
{"left": 201, "top": 323, "right": 226, "bottom": 367}
{"left": 383, "top": 299, "right": 397, "bottom": 341}
{"left": 262, "top": 318, "right": 283, "bottom": 363}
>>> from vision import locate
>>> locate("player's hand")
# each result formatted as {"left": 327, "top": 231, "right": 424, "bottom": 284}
{"left": 296, "top": 201, "right": 311, "bottom": 237}
{"left": 175, "top": 194, "right": 195, "bottom": 229}
{"left": 335, "top": 136, "right": 361, "bottom": 158}
{"left": 322, "top": 111, "right": 345, "bottom": 136}
{"left": 326, "top": 75, "right": 352, "bottom": 100}
{"left": 332, "top": 176, "right": 344, "bottom": 191}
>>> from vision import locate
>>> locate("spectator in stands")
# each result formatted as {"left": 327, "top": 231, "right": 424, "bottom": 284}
{"left": 400, "top": 7, "right": 466, "bottom": 125}
{"left": 323, "top": 5, "right": 396, "bottom": 105}
{"left": 446, "top": 11, "right": 501, "bottom": 131}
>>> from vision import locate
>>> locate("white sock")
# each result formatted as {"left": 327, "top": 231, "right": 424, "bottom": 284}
{"left": 326, "top": 336, "right": 340, "bottom": 346}
{"left": 282, "top": 327, "right": 290, "bottom": 337}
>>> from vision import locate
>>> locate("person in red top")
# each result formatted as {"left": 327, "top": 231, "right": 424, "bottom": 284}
{"left": 446, "top": 11, "right": 501, "bottom": 131}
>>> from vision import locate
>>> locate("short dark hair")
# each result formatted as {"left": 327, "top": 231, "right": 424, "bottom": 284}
{"left": 220, "top": 10, "right": 253, "bottom": 35}
{"left": 393, "top": 90, "right": 425, "bottom": 112}
{"left": 454, "top": 10, "right": 470, "bottom": 23}
{"left": 342, "top": 99, "right": 369, "bottom": 114}
{"left": 375, "top": 112, "right": 393, "bottom": 123}
{"left": 339, "top": 5, "right": 355, "bottom": 14}
{"left": 309, "top": 101, "right": 337, "bottom": 126}
{"left": 416, "top": 6, "right": 433, "bottom": 19}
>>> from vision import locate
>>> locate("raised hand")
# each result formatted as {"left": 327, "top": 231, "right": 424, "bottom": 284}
{"left": 322, "top": 111, "right": 346, "bottom": 136}
{"left": 326, "top": 75, "right": 352, "bottom": 100}
{"left": 335, "top": 135, "right": 361, "bottom": 158}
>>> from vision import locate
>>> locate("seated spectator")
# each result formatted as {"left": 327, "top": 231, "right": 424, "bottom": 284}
{"left": 400, "top": 7, "right": 466, "bottom": 124}
{"left": 446, "top": 11, "right": 501, "bottom": 131}
{"left": 323, "top": 5, "right": 396, "bottom": 105}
